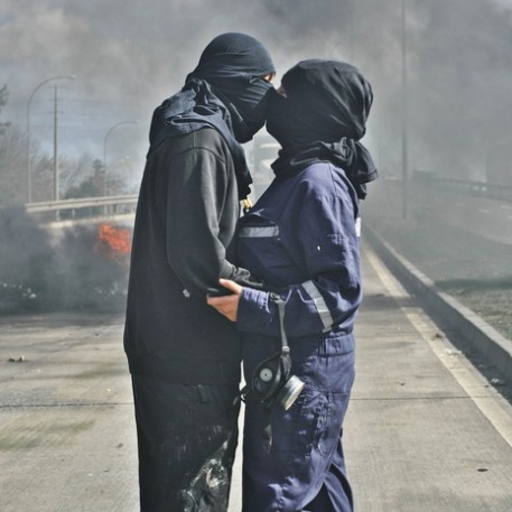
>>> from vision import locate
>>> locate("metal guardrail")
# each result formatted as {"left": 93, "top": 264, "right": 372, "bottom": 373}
{"left": 418, "top": 176, "right": 512, "bottom": 203}
{"left": 26, "top": 195, "right": 138, "bottom": 214}
{"left": 23, "top": 175, "right": 511, "bottom": 220}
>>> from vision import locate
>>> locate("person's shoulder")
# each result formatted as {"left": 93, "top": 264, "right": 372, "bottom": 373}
{"left": 300, "top": 160, "right": 332, "bottom": 176}
{"left": 184, "top": 128, "right": 234, "bottom": 167}
{"left": 159, "top": 128, "right": 228, "bottom": 153}
{"left": 297, "top": 161, "right": 353, "bottom": 198}
{"left": 156, "top": 128, "right": 231, "bottom": 166}
{"left": 295, "top": 161, "right": 335, "bottom": 187}
{"left": 191, "top": 128, "right": 229, "bottom": 154}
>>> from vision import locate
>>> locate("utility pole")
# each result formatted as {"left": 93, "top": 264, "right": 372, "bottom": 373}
{"left": 401, "top": 0, "right": 409, "bottom": 220}
{"left": 26, "top": 75, "right": 74, "bottom": 204}
{"left": 349, "top": 1, "right": 355, "bottom": 63}
{"left": 53, "top": 83, "right": 59, "bottom": 201}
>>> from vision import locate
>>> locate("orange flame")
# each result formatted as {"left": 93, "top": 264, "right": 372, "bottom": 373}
{"left": 96, "top": 224, "right": 131, "bottom": 260}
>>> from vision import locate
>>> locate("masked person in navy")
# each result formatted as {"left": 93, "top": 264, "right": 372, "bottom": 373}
{"left": 208, "top": 60, "right": 378, "bottom": 512}
{"left": 123, "top": 33, "right": 275, "bottom": 512}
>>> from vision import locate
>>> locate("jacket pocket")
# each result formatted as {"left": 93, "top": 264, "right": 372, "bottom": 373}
{"left": 292, "top": 388, "right": 352, "bottom": 460}
{"left": 309, "top": 233, "right": 360, "bottom": 289}
{"left": 292, "top": 389, "right": 330, "bottom": 460}
{"left": 238, "top": 216, "right": 297, "bottom": 284}
{"left": 315, "top": 391, "right": 351, "bottom": 457}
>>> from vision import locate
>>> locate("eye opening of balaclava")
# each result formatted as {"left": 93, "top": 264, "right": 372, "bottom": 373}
{"left": 187, "top": 32, "right": 276, "bottom": 142}
{"left": 266, "top": 59, "right": 373, "bottom": 149}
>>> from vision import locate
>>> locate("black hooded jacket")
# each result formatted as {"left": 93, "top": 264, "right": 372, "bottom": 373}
{"left": 123, "top": 33, "right": 275, "bottom": 385}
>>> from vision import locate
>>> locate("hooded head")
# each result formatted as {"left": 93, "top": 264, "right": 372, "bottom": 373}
{"left": 266, "top": 59, "right": 373, "bottom": 149}
{"left": 187, "top": 32, "right": 276, "bottom": 142}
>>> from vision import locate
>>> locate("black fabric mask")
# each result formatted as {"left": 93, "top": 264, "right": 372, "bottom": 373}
{"left": 266, "top": 60, "right": 378, "bottom": 199}
{"left": 214, "top": 79, "right": 274, "bottom": 143}
{"left": 187, "top": 32, "right": 275, "bottom": 143}
{"left": 266, "top": 89, "right": 310, "bottom": 149}
{"left": 267, "top": 59, "right": 372, "bottom": 147}
{"left": 147, "top": 32, "right": 275, "bottom": 199}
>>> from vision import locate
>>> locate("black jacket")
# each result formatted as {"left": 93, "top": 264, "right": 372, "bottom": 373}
{"left": 124, "top": 128, "right": 256, "bottom": 385}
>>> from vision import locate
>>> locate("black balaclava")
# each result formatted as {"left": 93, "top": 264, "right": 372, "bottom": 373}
{"left": 148, "top": 32, "right": 275, "bottom": 199}
{"left": 266, "top": 59, "right": 378, "bottom": 199}
{"left": 187, "top": 33, "right": 275, "bottom": 143}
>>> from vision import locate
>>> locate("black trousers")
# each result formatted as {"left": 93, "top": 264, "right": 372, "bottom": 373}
{"left": 131, "top": 376, "right": 240, "bottom": 512}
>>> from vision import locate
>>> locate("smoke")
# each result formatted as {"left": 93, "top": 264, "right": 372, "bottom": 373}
{"left": 1, "top": 0, "right": 512, "bottom": 315}
{"left": 0, "top": 206, "right": 56, "bottom": 312}
{"left": 55, "top": 223, "right": 130, "bottom": 312}
{"left": 0, "top": 207, "right": 130, "bottom": 313}
{"left": 406, "top": 0, "right": 512, "bottom": 179}
{"left": 2, "top": 0, "right": 511, "bottom": 182}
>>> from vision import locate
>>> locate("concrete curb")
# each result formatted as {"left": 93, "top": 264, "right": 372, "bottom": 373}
{"left": 363, "top": 223, "right": 512, "bottom": 381}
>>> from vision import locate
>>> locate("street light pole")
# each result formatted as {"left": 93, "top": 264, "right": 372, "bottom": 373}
{"left": 401, "top": 0, "right": 409, "bottom": 220}
{"left": 349, "top": 1, "right": 355, "bottom": 63}
{"left": 26, "top": 74, "right": 75, "bottom": 204}
{"left": 103, "top": 120, "right": 138, "bottom": 196}
{"left": 53, "top": 84, "right": 58, "bottom": 201}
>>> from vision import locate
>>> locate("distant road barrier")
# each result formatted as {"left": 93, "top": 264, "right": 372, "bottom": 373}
{"left": 26, "top": 195, "right": 138, "bottom": 216}
{"left": 24, "top": 176, "right": 512, "bottom": 220}
{"left": 414, "top": 176, "right": 512, "bottom": 203}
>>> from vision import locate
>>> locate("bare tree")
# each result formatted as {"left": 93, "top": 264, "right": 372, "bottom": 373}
{"left": 59, "top": 153, "right": 96, "bottom": 195}
{"left": 0, "top": 85, "right": 10, "bottom": 136}
{"left": 0, "top": 125, "right": 27, "bottom": 205}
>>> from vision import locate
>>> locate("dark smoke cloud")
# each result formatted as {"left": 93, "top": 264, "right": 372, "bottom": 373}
{"left": 407, "top": 0, "right": 512, "bottom": 178}
{"left": 0, "top": 207, "right": 129, "bottom": 313}
{"left": 1, "top": 0, "right": 512, "bottom": 314}
{"left": 0, "top": 206, "right": 57, "bottom": 312}
{"left": 1, "top": 1, "right": 511, "bottom": 190}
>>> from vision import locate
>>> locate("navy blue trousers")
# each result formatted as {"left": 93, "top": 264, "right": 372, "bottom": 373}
{"left": 242, "top": 333, "right": 356, "bottom": 512}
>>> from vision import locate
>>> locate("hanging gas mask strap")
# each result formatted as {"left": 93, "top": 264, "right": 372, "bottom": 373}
{"left": 272, "top": 294, "right": 292, "bottom": 382}
{"left": 239, "top": 294, "right": 289, "bottom": 405}
{"left": 260, "top": 295, "right": 301, "bottom": 451}
{"left": 240, "top": 293, "right": 305, "bottom": 452}
{"left": 263, "top": 294, "right": 288, "bottom": 451}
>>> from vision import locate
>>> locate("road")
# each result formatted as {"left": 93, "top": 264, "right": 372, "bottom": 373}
{"left": 1, "top": 241, "right": 512, "bottom": 511}
{"left": 365, "top": 179, "right": 512, "bottom": 246}
{"left": 0, "top": 314, "right": 139, "bottom": 511}
{"left": 427, "top": 190, "right": 512, "bottom": 246}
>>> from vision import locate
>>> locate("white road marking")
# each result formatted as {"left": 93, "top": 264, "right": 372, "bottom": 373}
{"left": 364, "top": 244, "right": 512, "bottom": 449}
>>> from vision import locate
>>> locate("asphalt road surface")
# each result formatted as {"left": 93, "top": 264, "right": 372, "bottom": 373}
{"left": 1, "top": 241, "right": 512, "bottom": 511}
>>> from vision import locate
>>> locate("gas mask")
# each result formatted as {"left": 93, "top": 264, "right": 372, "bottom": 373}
{"left": 250, "top": 346, "right": 305, "bottom": 410}
{"left": 242, "top": 295, "right": 305, "bottom": 411}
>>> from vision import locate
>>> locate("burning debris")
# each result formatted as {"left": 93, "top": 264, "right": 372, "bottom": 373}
{"left": 96, "top": 223, "right": 131, "bottom": 261}
{"left": 0, "top": 207, "right": 132, "bottom": 314}
{"left": 53, "top": 222, "right": 132, "bottom": 312}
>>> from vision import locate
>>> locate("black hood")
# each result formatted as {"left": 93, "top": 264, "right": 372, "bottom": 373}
{"left": 266, "top": 59, "right": 378, "bottom": 199}
{"left": 187, "top": 32, "right": 276, "bottom": 142}
{"left": 148, "top": 32, "right": 275, "bottom": 199}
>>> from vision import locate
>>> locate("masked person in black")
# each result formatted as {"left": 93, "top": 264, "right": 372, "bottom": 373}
{"left": 123, "top": 33, "right": 275, "bottom": 512}
{"left": 208, "top": 60, "right": 377, "bottom": 512}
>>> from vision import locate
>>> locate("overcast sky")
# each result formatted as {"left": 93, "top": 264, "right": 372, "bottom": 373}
{"left": 2, "top": 0, "right": 512, "bottom": 183}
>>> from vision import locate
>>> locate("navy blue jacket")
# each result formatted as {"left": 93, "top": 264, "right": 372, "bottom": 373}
{"left": 237, "top": 161, "right": 361, "bottom": 340}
